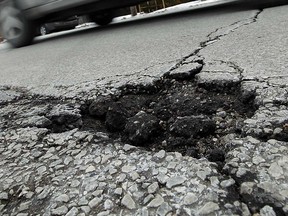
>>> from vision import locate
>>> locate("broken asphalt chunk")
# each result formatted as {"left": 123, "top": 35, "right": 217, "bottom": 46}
{"left": 125, "top": 111, "right": 160, "bottom": 145}
{"left": 169, "top": 115, "right": 216, "bottom": 138}
{"left": 167, "top": 62, "right": 203, "bottom": 80}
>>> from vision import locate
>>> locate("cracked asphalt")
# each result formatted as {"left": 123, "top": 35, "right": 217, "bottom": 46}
{"left": 0, "top": 1, "right": 288, "bottom": 216}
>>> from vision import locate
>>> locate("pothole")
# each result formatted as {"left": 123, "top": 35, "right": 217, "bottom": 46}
{"left": 80, "top": 77, "right": 256, "bottom": 164}
{"left": 0, "top": 68, "right": 257, "bottom": 165}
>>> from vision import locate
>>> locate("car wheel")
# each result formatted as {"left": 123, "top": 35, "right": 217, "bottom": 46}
{"left": 90, "top": 11, "right": 114, "bottom": 26}
{"left": 0, "top": 5, "right": 35, "bottom": 47}
{"left": 40, "top": 25, "right": 49, "bottom": 36}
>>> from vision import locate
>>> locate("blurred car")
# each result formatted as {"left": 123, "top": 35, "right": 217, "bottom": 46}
{"left": 38, "top": 16, "right": 79, "bottom": 36}
{"left": 0, "top": 0, "right": 146, "bottom": 47}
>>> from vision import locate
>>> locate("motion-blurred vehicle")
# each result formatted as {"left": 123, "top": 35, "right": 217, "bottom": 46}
{"left": 38, "top": 16, "right": 79, "bottom": 36}
{"left": 0, "top": 0, "right": 146, "bottom": 47}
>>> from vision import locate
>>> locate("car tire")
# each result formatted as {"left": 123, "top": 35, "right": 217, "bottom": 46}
{"left": 0, "top": 5, "right": 35, "bottom": 47}
{"left": 90, "top": 11, "right": 114, "bottom": 26}
{"left": 40, "top": 25, "right": 49, "bottom": 36}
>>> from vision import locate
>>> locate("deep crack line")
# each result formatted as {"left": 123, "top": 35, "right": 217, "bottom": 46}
{"left": 170, "top": 9, "right": 263, "bottom": 72}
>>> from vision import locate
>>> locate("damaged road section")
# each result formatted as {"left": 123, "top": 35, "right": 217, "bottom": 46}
{"left": 1, "top": 60, "right": 287, "bottom": 215}
{"left": 1, "top": 7, "right": 288, "bottom": 213}
{"left": 83, "top": 64, "right": 255, "bottom": 163}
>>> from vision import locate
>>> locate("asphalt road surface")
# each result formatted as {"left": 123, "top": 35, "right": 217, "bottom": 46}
{"left": 1, "top": 0, "right": 282, "bottom": 89}
{"left": 1, "top": 1, "right": 288, "bottom": 215}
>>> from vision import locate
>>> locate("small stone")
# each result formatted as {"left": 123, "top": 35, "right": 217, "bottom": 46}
{"left": 101, "top": 155, "right": 111, "bottom": 164}
{"left": 25, "top": 192, "right": 34, "bottom": 199}
{"left": 154, "top": 150, "right": 166, "bottom": 159}
{"left": 157, "top": 173, "right": 168, "bottom": 184}
{"left": 89, "top": 197, "right": 102, "bottom": 208}
{"left": 143, "top": 194, "right": 154, "bottom": 205}
{"left": 37, "top": 187, "right": 50, "bottom": 200}
{"left": 80, "top": 206, "right": 91, "bottom": 214}
{"left": 167, "top": 162, "right": 177, "bottom": 169}
{"left": 109, "top": 168, "right": 118, "bottom": 175}
{"left": 241, "top": 202, "right": 251, "bottom": 216}
{"left": 0, "top": 192, "right": 8, "bottom": 200}
{"left": 70, "top": 180, "right": 80, "bottom": 188}
{"left": 165, "top": 155, "right": 174, "bottom": 161}
{"left": 148, "top": 182, "right": 159, "bottom": 194}
{"left": 78, "top": 197, "right": 89, "bottom": 206}
{"left": 197, "top": 202, "right": 220, "bottom": 215}
{"left": 121, "top": 194, "right": 136, "bottom": 210}
{"left": 92, "top": 190, "right": 103, "bottom": 197}
{"left": 268, "top": 162, "right": 284, "bottom": 179}
{"left": 97, "top": 211, "right": 110, "bottom": 216}
{"left": 159, "top": 167, "right": 167, "bottom": 174}
{"left": 260, "top": 205, "right": 276, "bottom": 216}
{"left": 114, "top": 188, "right": 123, "bottom": 195}
{"left": 0, "top": 204, "right": 5, "bottom": 211}
{"left": 117, "top": 173, "right": 127, "bottom": 182}
{"left": 156, "top": 202, "right": 172, "bottom": 216}
{"left": 104, "top": 199, "right": 114, "bottom": 210}
{"left": 123, "top": 144, "right": 136, "bottom": 151}
{"left": 240, "top": 182, "right": 255, "bottom": 195}
{"left": 75, "top": 150, "right": 87, "bottom": 159}
{"left": 18, "top": 201, "right": 30, "bottom": 212}
{"left": 85, "top": 165, "right": 96, "bottom": 173}
{"left": 183, "top": 193, "right": 198, "bottom": 205}
{"left": 217, "top": 111, "right": 227, "bottom": 118}
{"left": 252, "top": 155, "right": 265, "bottom": 165}
{"left": 166, "top": 176, "right": 186, "bottom": 188}
{"left": 283, "top": 205, "right": 288, "bottom": 213}
{"left": 94, "top": 156, "right": 102, "bottom": 164}
{"left": 65, "top": 207, "right": 79, "bottom": 216}
{"left": 236, "top": 168, "right": 249, "bottom": 177}
{"left": 121, "top": 165, "right": 136, "bottom": 173}
{"left": 247, "top": 136, "right": 260, "bottom": 144}
{"left": 148, "top": 194, "right": 164, "bottom": 207}
{"left": 55, "top": 194, "right": 70, "bottom": 203}
{"left": 220, "top": 179, "right": 235, "bottom": 188}
{"left": 140, "top": 207, "right": 149, "bottom": 216}
{"left": 263, "top": 128, "right": 273, "bottom": 135}
{"left": 85, "top": 182, "right": 99, "bottom": 192}
{"left": 37, "top": 166, "right": 47, "bottom": 175}
{"left": 51, "top": 206, "right": 69, "bottom": 215}
{"left": 273, "top": 127, "right": 283, "bottom": 135}
{"left": 130, "top": 171, "right": 140, "bottom": 180}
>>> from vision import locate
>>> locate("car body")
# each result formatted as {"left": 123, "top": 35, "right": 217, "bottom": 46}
{"left": 0, "top": 0, "right": 146, "bottom": 47}
{"left": 38, "top": 16, "right": 79, "bottom": 36}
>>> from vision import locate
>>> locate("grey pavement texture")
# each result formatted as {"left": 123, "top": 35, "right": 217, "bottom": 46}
{"left": 1, "top": 2, "right": 288, "bottom": 216}
{"left": 0, "top": 3, "right": 258, "bottom": 88}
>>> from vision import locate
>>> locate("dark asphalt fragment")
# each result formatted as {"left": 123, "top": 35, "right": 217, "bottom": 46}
{"left": 105, "top": 102, "right": 129, "bottom": 132}
{"left": 207, "top": 148, "right": 225, "bottom": 163}
{"left": 46, "top": 104, "right": 82, "bottom": 132}
{"left": 125, "top": 111, "right": 160, "bottom": 145}
{"left": 169, "top": 115, "right": 216, "bottom": 138}
{"left": 89, "top": 95, "right": 113, "bottom": 118}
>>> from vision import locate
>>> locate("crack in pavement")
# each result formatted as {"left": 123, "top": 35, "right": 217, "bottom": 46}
{"left": 168, "top": 9, "right": 263, "bottom": 74}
